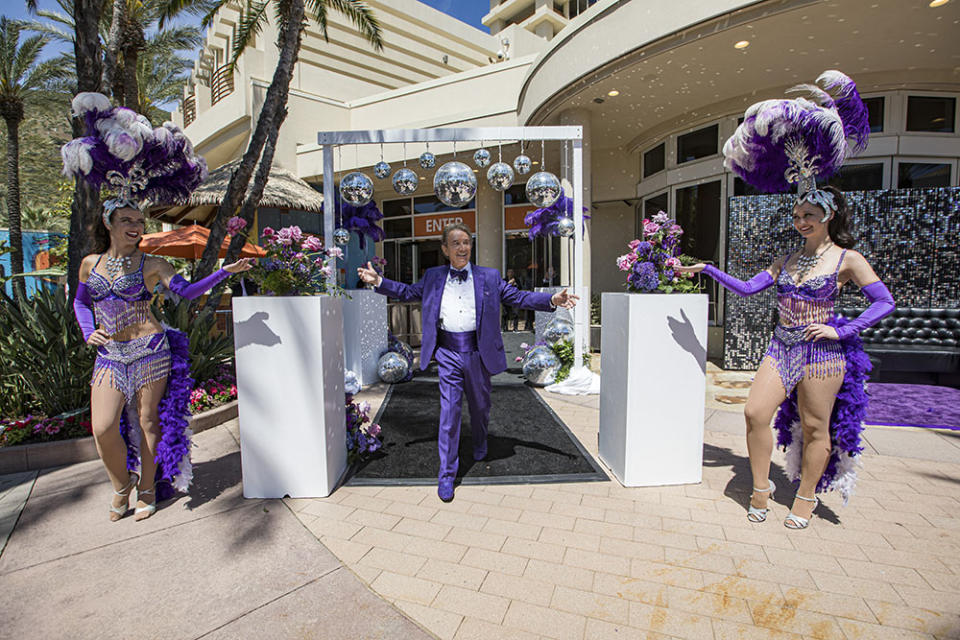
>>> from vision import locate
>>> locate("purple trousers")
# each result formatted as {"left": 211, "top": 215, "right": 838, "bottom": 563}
{"left": 435, "top": 331, "right": 491, "bottom": 481}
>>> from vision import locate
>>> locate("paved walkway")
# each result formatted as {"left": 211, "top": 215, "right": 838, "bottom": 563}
{"left": 2, "top": 364, "right": 960, "bottom": 639}
{"left": 0, "top": 423, "right": 429, "bottom": 640}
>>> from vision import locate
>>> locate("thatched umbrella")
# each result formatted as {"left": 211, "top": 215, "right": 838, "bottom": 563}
{"left": 147, "top": 160, "right": 324, "bottom": 225}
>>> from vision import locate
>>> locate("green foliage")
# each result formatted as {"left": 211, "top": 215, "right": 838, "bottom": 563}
{"left": 551, "top": 340, "right": 590, "bottom": 384}
{"left": 590, "top": 293, "right": 601, "bottom": 325}
{"left": 0, "top": 287, "right": 95, "bottom": 417}
{"left": 152, "top": 297, "right": 235, "bottom": 384}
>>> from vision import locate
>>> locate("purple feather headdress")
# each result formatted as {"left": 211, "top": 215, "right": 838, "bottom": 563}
{"left": 723, "top": 70, "right": 870, "bottom": 195}
{"left": 335, "top": 193, "right": 384, "bottom": 249}
{"left": 524, "top": 188, "right": 590, "bottom": 240}
{"left": 60, "top": 92, "right": 207, "bottom": 224}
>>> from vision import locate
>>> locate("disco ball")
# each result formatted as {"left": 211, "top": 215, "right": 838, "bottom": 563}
{"left": 344, "top": 370, "right": 360, "bottom": 395}
{"left": 333, "top": 227, "right": 351, "bottom": 246}
{"left": 513, "top": 154, "right": 532, "bottom": 175}
{"left": 392, "top": 167, "right": 418, "bottom": 195}
{"left": 473, "top": 148, "right": 491, "bottom": 168}
{"left": 522, "top": 345, "right": 560, "bottom": 387}
{"left": 419, "top": 151, "right": 436, "bottom": 169}
{"left": 486, "top": 161, "right": 514, "bottom": 192}
{"left": 525, "top": 171, "right": 562, "bottom": 208}
{"left": 378, "top": 352, "right": 409, "bottom": 384}
{"left": 557, "top": 216, "right": 575, "bottom": 238}
{"left": 339, "top": 172, "right": 374, "bottom": 206}
{"left": 388, "top": 336, "right": 414, "bottom": 366}
{"left": 544, "top": 318, "right": 574, "bottom": 347}
{"left": 374, "top": 161, "right": 391, "bottom": 179}
{"left": 434, "top": 161, "right": 477, "bottom": 208}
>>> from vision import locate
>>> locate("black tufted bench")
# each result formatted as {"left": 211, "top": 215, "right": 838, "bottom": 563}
{"left": 836, "top": 307, "right": 960, "bottom": 387}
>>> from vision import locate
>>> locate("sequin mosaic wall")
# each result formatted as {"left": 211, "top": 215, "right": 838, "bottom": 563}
{"left": 722, "top": 187, "right": 960, "bottom": 370}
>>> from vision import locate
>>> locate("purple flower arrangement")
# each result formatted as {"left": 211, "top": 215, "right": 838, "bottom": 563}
{"left": 345, "top": 395, "right": 382, "bottom": 464}
{"left": 616, "top": 211, "right": 701, "bottom": 294}
{"left": 229, "top": 219, "right": 342, "bottom": 296}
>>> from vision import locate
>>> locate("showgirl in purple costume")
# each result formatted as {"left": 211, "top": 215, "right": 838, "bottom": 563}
{"left": 62, "top": 93, "right": 252, "bottom": 521}
{"left": 678, "top": 71, "right": 894, "bottom": 529}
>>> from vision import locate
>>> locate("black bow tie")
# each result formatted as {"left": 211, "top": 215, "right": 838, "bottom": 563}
{"left": 450, "top": 268, "right": 468, "bottom": 283}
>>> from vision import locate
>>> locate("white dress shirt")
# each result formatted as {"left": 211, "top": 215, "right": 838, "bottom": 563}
{"left": 438, "top": 263, "right": 477, "bottom": 332}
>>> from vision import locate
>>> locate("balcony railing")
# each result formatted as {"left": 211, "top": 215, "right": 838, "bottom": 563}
{"left": 211, "top": 64, "right": 235, "bottom": 105}
{"left": 182, "top": 95, "right": 196, "bottom": 127}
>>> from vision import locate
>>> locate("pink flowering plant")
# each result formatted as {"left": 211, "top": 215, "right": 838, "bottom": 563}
{"left": 617, "top": 211, "right": 701, "bottom": 294}
{"left": 0, "top": 413, "right": 92, "bottom": 448}
{"left": 189, "top": 368, "right": 238, "bottom": 414}
{"left": 227, "top": 217, "right": 343, "bottom": 296}
{"left": 345, "top": 394, "right": 382, "bottom": 464}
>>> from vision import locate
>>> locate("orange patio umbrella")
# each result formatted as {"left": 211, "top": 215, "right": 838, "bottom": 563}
{"left": 139, "top": 224, "right": 266, "bottom": 260}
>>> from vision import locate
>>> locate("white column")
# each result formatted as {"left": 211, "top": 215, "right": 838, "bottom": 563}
{"left": 475, "top": 171, "right": 503, "bottom": 270}
{"left": 560, "top": 109, "right": 592, "bottom": 353}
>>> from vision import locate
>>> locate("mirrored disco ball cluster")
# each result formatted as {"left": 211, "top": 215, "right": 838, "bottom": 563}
{"left": 374, "top": 160, "right": 391, "bottom": 179}
{"left": 434, "top": 161, "right": 477, "bottom": 208}
{"left": 522, "top": 345, "right": 560, "bottom": 386}
{"left": 525, "top": 171, "right": 561, "bottom": 208}
{"left": 333, "top": 227, "right": 351, "bottom": 246}
{"left": 392, "top": 168, "right": 418, "bottom": 195}
{"left": 377, "top": 351, "right": 409, "bottom": 384}
{"left": 487, "top": 162, "right": 514, "bottom": 191}
{"left": 344, "top": 370, "right": 360, "bottom": 395}
{"left": 543, "top": 317, "right": 574, "bottom": 346}
{"left": 339, "top": 171, "right": 373, "bottom": 206}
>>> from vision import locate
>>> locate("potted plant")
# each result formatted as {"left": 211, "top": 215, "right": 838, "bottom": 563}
{"left": 599, "top": 211, "right": 709, "bottom": 487}
{"left": 230, "top": 219, "right": 348, "bottom": 498}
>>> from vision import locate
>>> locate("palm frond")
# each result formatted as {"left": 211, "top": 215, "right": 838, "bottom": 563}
{"left": 315, "top": 0, "right": 382, "bottom": 51}
{"left": 11, "top": 34, "right": 49, "bottom": 87}
{"left": 22, "top": 13, "right": 75, "bottom": 44}
{"left": 229, "top": 0, "right": 270, "bottom": 73}
{"left": 145, "top": 24, "right": 201, "bottom": 56}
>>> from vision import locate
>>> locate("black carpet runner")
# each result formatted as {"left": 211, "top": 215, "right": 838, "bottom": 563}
{"left": 347, "top": 379, "right": 607, "bottom": 486}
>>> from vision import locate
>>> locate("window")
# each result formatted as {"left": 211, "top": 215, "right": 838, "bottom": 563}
{"left": 675, "top": 181, "right": 721, "bottom": 264}
{"left": 503, "top": 184, "right": 529, "bottom": 205}
{"left": 677, "top": 124, "right": 718, "bottom": 164}
{"left": 906, "top": 96, "right": 955, "bottom": 133}
{"left": 382, "top": 198, "right": 412, "bottom": 218}
{"left": 898, "top": 163, "right": 952, "bottom": 188}
{"left": 383, "top": 218, "right": 412, "bottom": 239}
{"left": 643, "top": 143, "right": 665, "bottom": 178}
{"left": 863, "top": 97, "right": 884, "bottom": 133}
{"left": 827, "top": 163, "right": 884, "bottom": 191}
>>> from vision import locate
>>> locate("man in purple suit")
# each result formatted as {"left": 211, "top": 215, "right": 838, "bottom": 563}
{"left": 358, "top": 223, "right": 578, "bottom": 502}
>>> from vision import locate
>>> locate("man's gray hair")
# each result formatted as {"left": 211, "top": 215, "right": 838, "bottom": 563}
{"left": 442, "top": 222, "right": 472, "bottom": 245}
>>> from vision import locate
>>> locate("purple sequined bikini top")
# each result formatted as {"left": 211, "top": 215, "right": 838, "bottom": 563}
{"left": 86, "top": 254, "right": 154, "bottom": 335}
{"left": 775, "top": 249, "right": 846, "bottom": 328}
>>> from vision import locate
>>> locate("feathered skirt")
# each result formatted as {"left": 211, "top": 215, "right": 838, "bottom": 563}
{"left": 768, "top": 316, "right": 871, "bottom": 504}
{"left": 92, "top": 328, "right": 194, "bottom": 501}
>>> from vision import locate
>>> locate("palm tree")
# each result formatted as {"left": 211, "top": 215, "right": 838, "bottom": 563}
{"left": 157, "top": 0, "right": 383, "bottom": 286}
{"left": 0, "top": 18, "right": 59, "bottom": 303}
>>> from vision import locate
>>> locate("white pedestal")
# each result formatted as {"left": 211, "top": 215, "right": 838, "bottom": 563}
{"left": 343, "top": 289, "right": 387, "bottom": 387}
{"left": 598, "top": 293, "right": 708, "bottom": 486}
{"left": 232, "top": 295, "right": 346, "bottom": 498}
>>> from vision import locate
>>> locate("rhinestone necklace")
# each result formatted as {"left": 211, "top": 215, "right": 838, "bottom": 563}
{"left": 794, "top": 242, "right": 833, "bottom": 283}
{"left": 105, "top": 251, "right": 135, "bottom": 280}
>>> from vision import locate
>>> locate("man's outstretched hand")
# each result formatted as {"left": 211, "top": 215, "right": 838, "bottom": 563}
{"left": 550, "top": 288, "right": 579, "bottom": 309}
{"left": 357, "top": 262, "right": 380, "bottom": 286}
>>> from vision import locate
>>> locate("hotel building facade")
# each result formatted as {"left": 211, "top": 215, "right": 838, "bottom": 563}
{"left": 171, "top": 0, "right": 960, "bottom": 343}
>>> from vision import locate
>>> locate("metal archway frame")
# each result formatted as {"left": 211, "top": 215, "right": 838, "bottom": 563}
{"left": 316, "top": 127, "right": 586, "bottom": 369}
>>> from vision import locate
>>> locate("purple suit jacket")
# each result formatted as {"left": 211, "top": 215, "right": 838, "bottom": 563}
{"left": 375, "top": 264, "right": 555, "bottom": 374}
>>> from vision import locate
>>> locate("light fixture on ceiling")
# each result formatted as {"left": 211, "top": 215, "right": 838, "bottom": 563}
{"left": 734, "top": 40, "right": 750, "bottom": 49}
{"left": 607, "top": 89, "right": 620, "bottom": 97}
{"left": 929, "top": 0, "right": 949, "bottom": 6}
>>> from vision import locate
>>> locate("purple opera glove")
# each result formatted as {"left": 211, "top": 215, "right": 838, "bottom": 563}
{"left": 73, "top": 282, "right": 96, "bottom": 341}
{"left": 167, "top": 268, "right": 231, "bottom": 300}
{"left": 835, "top": 280, "right": 895, "bottom": 340}
{"left": 702, "top": 265, "right": 774, "bottom": 297}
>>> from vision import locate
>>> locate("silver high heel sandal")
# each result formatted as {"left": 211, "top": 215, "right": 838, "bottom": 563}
{"left": 134, "top": 486, "right": 156, "bottom": 521}
{"left": 784, "top": 493, "right": 818, "bottom": 530}
{"left": 747, "top": 480, "right": 776, "bottom": 523}
{"left": 109, "top": 473, "right": 139, "bottom": 522}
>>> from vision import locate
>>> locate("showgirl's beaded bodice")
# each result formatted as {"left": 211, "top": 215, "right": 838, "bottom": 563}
{"left": 86, "top": 254, "right": 153, "bottom": 335}
{"left": 775, "top": 250, "right": 846, "bottom": 328}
